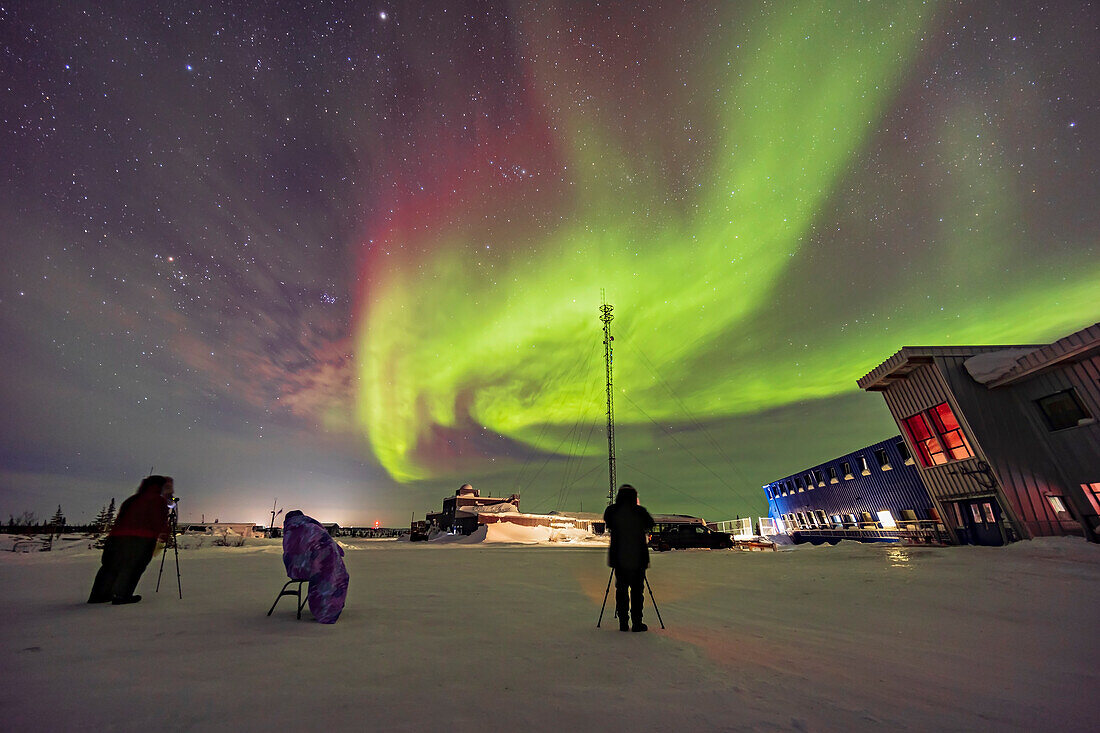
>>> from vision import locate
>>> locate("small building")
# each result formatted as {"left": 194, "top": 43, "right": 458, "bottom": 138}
{"left": 470, "top": 504, "right": 605, "bottom": 534}
{"left": 858, "top": 323, "right": 1100, "bottom": 545}
{"left": 764, "top": 436, "right": 948, "bottom": 545}
{"left": 425, "top": 484, "right": 520, "bottom": 535}
{"left": 179, "top": 522, "right": 260, "bottom": 539}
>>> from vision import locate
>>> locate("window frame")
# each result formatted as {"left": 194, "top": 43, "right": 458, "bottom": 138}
{"left": 1035, "top": 389, "right": 1092, "bottom": 431}
{"left": 903, "top": 402, "right": 974, "bottom": 466}
{"left": 928, "top": 402, "right": 974, "bottom": 461}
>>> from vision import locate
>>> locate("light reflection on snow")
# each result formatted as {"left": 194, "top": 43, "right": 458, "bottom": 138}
{"left": 885, "top": 547, "right": 913, "bottom": 569}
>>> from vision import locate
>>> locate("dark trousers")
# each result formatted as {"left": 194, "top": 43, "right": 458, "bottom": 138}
{"left": 614, "top": 567, "right": 645, "bottom": 626}
{"left": 88, "top": 536, "right": 157, "bottom": 602}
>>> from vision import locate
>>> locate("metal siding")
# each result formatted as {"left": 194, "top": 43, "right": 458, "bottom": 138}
{"left": 869, "top": 353, "right": 1098, "bottom": 540}
{"left": 939, "top": 353, "right": 1097, "bottom": 538}
{"left": 880, "top": 361, "right": 984, "bottom": 501}
{"left": 765, "top": 436, "right": 932, "bottom": 522}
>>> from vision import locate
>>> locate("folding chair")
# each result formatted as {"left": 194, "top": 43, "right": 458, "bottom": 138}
{"left": 267, "top": 579, "right": 308, "bottom": 619}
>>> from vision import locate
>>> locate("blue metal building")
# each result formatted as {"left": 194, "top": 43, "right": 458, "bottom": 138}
{"left": 764, "top": 436, "right": 949, "bottom": 544}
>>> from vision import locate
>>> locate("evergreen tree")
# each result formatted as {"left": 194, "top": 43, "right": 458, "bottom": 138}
{"left": 92, "top": 505, "right": 109, "bottom": 534}
{"left": 92, "top": 498, "right": 116, "bottom": 548}
{"left": 50, "top": 505, "right": 66, "bottom": 532}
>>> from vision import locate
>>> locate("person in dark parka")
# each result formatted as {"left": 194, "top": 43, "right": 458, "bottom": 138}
{"left": 603, "top": 484, "right": 655, "bottom": 632}
{"left": 88, "top": 475, "right": 173, "bottom": 605}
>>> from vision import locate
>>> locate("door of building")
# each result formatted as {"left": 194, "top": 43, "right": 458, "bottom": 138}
{"left": 956, "top": 499, "right": 1005, "bottom": 546}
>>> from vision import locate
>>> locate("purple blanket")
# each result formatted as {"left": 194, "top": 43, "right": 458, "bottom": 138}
{"left": 282, "top": 513, "right": 349, "bottom": 623}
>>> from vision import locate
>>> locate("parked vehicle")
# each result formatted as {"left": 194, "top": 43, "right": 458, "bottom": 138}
{"left": 649, "top": 522, "right": 734, "bottom": 551}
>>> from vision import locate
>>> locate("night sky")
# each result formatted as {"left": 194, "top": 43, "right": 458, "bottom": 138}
{"left": 2, "top": 1, "right": 1097, "bottom": 528}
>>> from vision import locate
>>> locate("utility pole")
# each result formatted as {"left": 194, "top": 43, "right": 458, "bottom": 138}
{"left": 599, "top": 292, "right": 616, "bottom": 506}
{"left": 269, "top": 499, "right": 282, "bottom": 536}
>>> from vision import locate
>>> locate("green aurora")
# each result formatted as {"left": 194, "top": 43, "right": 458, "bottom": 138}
{"left": 355, "top": 0, "right": 1098, "bottom": 492}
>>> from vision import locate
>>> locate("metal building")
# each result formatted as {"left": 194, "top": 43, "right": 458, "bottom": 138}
{"left": 858, "top": 322, "right": 1100, "bottom": 545}
{"left": 764, "top": 436, "right": 947, "bottom": 544}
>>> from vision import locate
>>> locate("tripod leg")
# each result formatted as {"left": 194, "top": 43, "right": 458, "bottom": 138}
{"left": 596, "top": 568, "right": 615, "bottom": 628}
{"left": 645, "top": 575, "right": 665, "bottom": 629}
{"left": 173, "top": 535, "right": 182, "bottom": 599}
{"left": 155, "top": 539, "right": 167, "bottom": 592}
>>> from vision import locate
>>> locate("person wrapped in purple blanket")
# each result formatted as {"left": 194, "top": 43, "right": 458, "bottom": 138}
{"left": 282, "top": 510, "right": 349, "bottom": 623}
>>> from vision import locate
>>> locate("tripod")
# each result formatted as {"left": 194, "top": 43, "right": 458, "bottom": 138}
{"left": 156, "top": 500, "right": 182, "bottom": 599}
{"left": 597, "top": 568, "right": 665, "bottom": 629}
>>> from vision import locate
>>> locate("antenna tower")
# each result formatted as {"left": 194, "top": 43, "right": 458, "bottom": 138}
{"left": 599, "top": 291, "right": 616, "bottom": 506}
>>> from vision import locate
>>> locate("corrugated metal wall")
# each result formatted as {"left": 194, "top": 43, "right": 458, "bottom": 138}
{"left": 940, "top": 354, "right": 1100, "bottom": 538}
{"left": 765, "top": 436, "right": 932, "bottom": 523}
{"left": 875, "top": 356, "right": 1099, "bottom": 540}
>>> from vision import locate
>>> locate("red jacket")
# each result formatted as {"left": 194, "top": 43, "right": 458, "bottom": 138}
{"left": 110, "top": 486, "right": 170, "bottom": 540}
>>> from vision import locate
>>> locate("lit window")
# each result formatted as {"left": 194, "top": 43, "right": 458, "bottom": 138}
{"left": 874, "top": 448, "right": 892, "bottom": 471}
{"left": 1046, "top": 495, "right": 1067, "bottom": 514}
{"left": 858, "top": 455, "right": 871, "bottom": 475}
{"left": 969, "top": 504, "right": 983, "bottom": 524}
{"left": 903, "top": 412, "right": 947, "bottom": 466}
{"left": 904, "top": 403, "right": 973, "bottom": 466}
{"left": 1036, "top": 390, "right": 1091, "bottom": 431}
{"left": 981, "top": 502, "right": 996, "bottom": 523}
{"left": 841, "top": 461, "right": 853, "bottom": 479}
{"left": 896, "top": 440, "right": 913, "bottom": 465}
{"left": 1083, "top": 483, "right": 1100, "bottom": 514}
{"left": 929, "top": 403, "right": 974, "bottom": 460}
{"left": 815, "top": 510, "right": 828, "bottom": 526}
{"left": 812, "top": 470, "right": 825, "bottom": 486}
{"left": 795, "top": 477, "right": 804, "bottom": 492}
{"left": 828, "top": 466, "right": 838, "bottom": 483}
{"left": 804, "top": 473, "right": 814, "bottom": 490}
{"left": 877, "top": 510, "right": 897, "bottom": 529}
{"left": 900, "top": 509, "right": 918, "bottom": 521}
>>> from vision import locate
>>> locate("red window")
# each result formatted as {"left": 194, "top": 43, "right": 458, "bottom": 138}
{"left": 928, "top": 403, "right": 974, "bottom": 460}
{"left": 902, "top": 402, "right": 974, "bottom": 466}
{"left": 903, "top": 413, "right": 946, "bottom": 466}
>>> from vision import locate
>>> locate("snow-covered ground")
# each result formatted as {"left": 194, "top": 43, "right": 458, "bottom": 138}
{"left": 0, "top": 535, "right": 1096, "bottom": 731}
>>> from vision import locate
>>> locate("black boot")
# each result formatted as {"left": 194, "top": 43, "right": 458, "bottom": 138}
{"left": 632, "top": 621, "right": 648, "bottom": 632}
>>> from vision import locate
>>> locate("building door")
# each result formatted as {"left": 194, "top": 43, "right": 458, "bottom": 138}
{"left": 957, "top": 499, "right": 1005, "bottom": 546}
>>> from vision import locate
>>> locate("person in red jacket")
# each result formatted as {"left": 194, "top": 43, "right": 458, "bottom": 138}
{"left": 88, "top": 475, "right": 173, "bottom": 605}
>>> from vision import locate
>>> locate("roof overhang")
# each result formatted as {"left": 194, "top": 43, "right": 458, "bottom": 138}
{"left": 857, "top": 349, "right": 935, "bottom": 391}
{"left": 986, "top": 322, "right": 1100, "bottom": 387}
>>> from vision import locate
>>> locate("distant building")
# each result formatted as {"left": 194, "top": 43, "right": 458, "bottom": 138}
{"left": 764, "top": 436, "right": 948, "bottom": 545}
{"left": 179, "top": 522, "right": 260, "bottom": 539}
{"left": 858, "top": 323, "right": 1100, "bottom": 545}
{"left": 421, "top": 484, "right": 607, "bottom": 536}
{"left": 426, "top": 484, "right": 520, "bottom": 535}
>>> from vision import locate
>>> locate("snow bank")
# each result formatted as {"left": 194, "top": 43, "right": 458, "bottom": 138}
{"left": 1, "top": 535, "right": 1097, "bottom": 731}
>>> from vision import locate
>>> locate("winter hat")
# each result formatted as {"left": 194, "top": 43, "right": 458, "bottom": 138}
{"left": 615, "top": 484, "right": 638, "bottom": 505}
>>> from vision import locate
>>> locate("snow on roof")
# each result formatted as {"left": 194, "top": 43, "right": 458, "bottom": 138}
{"left": 467, "top": 502, "right": 519, "bottom": 514}
{"left": 963, "top": 348, "right": 1038, "bottom": 385}
{"left": 986, "top": 321, "right": 1100, "bottom": 387}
